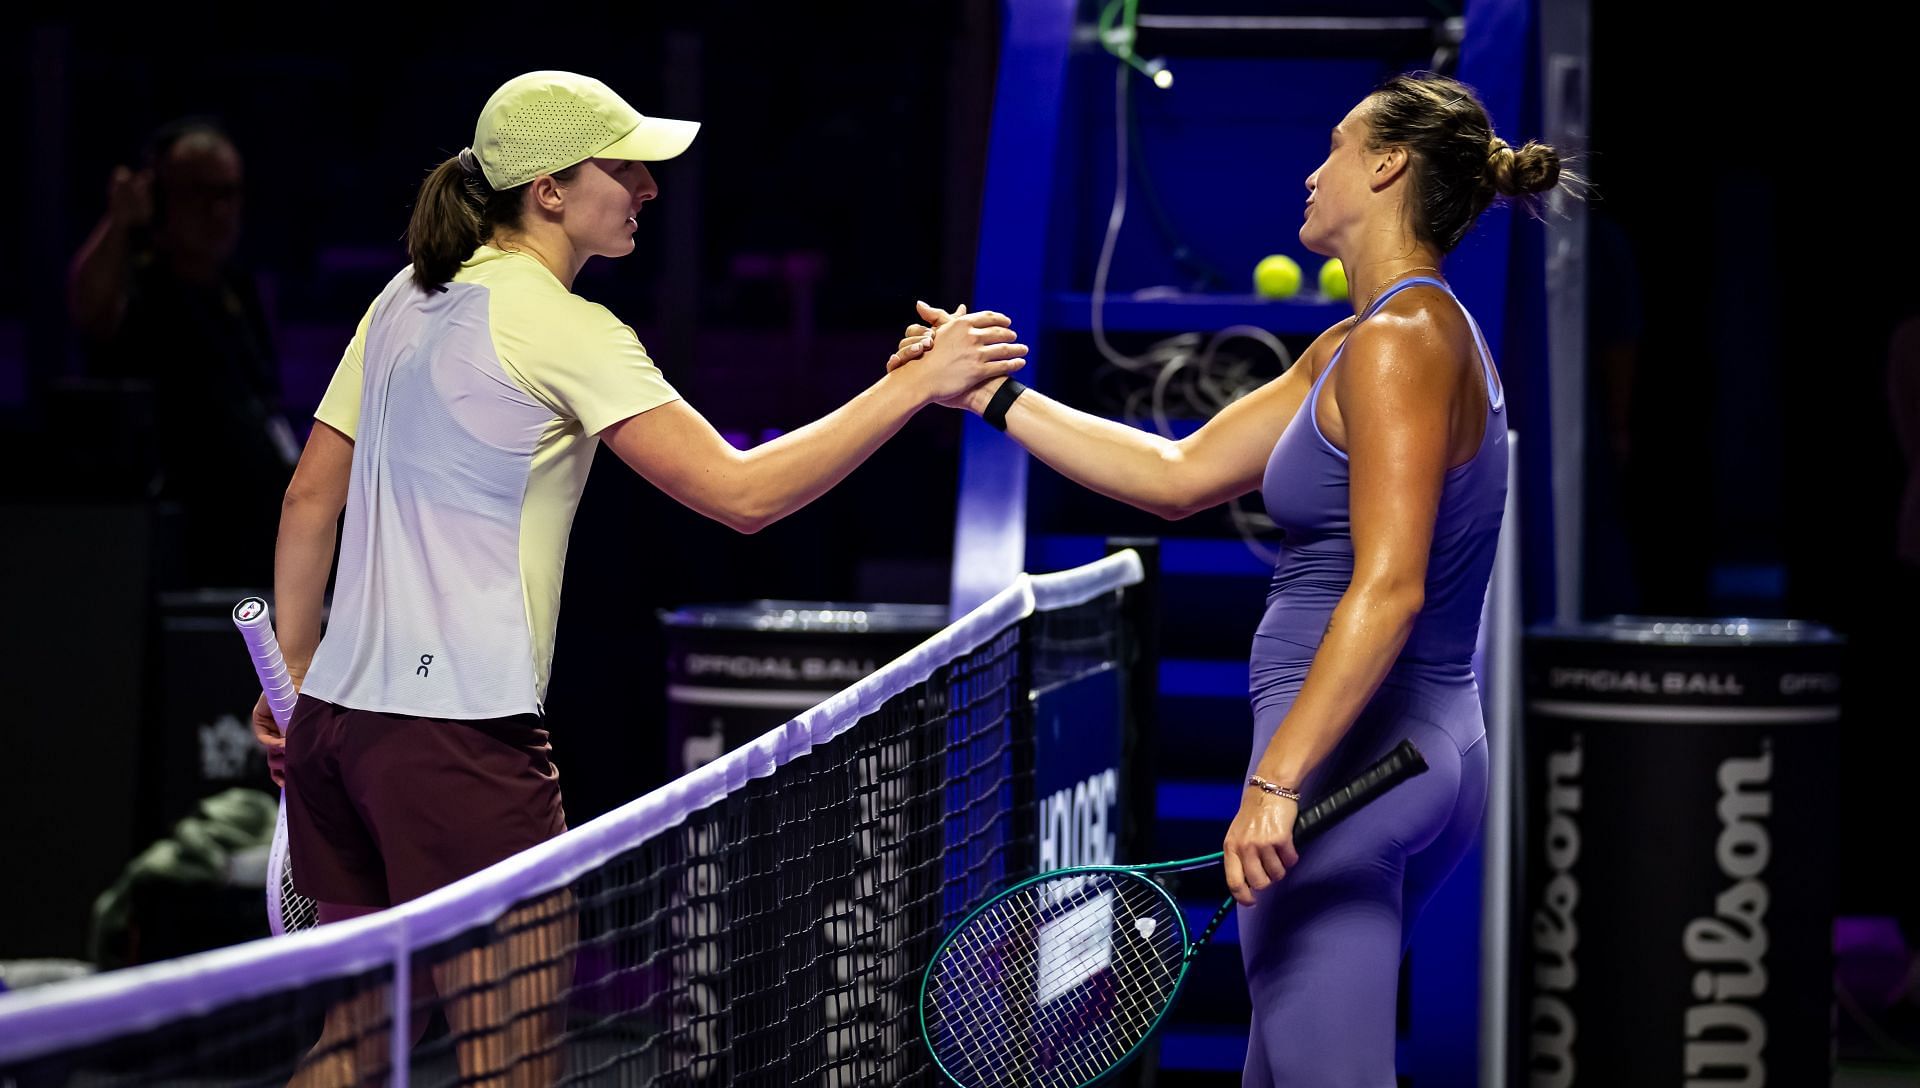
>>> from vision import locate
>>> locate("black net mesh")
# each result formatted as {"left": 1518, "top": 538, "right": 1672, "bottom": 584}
{"left": 2, "top": 574, "right": 1142, "bottom": 1088}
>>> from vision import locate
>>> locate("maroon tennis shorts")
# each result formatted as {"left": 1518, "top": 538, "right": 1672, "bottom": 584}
{"left": 283, "top": 694, "right": 567, "bottom": 907}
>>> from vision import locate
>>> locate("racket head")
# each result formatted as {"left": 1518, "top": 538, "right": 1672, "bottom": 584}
{"left": 266, "top": 799, "right": 319, "bottom": 936}
{"left": 267, "top": 803, "right": 292, "bottom": 936}
{"left": 919, "top": 865, "right": 1193, "bottom": 1088}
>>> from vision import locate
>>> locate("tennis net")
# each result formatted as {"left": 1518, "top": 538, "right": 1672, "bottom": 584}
{"left": 0, "top": 550, "right": 1146, "bottom": 1087}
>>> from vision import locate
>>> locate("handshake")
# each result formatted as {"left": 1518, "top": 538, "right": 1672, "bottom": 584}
{"left": 884, "top": 300, "right": 1028, "bottom": 414}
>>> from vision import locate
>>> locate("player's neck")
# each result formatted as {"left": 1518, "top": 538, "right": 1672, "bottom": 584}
{"left": 1342, "top": 242, "right": 1446, "bottom": 317}
{"left": 489, "top": 228, "right": 579, "bottom": 290}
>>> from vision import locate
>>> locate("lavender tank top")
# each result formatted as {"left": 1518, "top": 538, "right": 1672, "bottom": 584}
{"left": 1253, "top": 277, "right": 1507, "bottom": 674}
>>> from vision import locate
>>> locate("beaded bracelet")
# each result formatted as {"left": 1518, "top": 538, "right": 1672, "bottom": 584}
{"left": 1246, "top": 774, "right": 1302, "bottom": 802}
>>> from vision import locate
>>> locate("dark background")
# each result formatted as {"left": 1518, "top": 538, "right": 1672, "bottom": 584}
{"left": 0, "top": 1, "right": 1913, "bottom": 957}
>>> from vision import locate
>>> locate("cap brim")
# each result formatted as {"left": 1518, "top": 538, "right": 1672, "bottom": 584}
{"left": 596, "top": 116, "right": 701, "bottom": 163}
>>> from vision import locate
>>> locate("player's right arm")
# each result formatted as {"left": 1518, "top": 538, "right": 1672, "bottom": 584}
{"left": 893, "top": 306, "right": 1356, "bottom": 520}
{"left": 603, "top": 309, "right": 1026, "bottom": 533}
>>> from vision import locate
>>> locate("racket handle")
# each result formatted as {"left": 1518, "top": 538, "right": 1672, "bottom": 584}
{"left": 1293, "top": 739, "right": 1427, "bottom": 847}
{"left": 232, "top": 597, "right": 299, "bottom": 731}
{"left": 1189, "top": 741, "right": 1428, "bottom": 955}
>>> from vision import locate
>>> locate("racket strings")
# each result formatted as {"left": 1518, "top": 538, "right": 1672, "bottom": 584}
{"left": 280, "top": 856, "right": 317, "bottom": 932}
{"left": 266, "top": 802, "right": 320, "bottom": 935}
{"left": 925, "top": 870, "right": 1187, "bottom": 1087}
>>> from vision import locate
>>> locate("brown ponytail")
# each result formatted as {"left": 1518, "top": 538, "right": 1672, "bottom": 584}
{"left": 403, "top": 156, "right": 583, "bottom": 292}
{"left": 406, "top": 157, "right": 487, "bottom": 293}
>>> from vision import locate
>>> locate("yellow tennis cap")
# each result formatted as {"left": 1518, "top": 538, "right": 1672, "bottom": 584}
{"left": 468, "top": 71, "right": 700, "bottom": 190}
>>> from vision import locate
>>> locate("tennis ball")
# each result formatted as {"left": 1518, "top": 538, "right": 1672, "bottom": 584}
{"left": 1253, "top": 254, "right": 1302, "bottom": 299}
{"left": 1318, "top": 258, "right": 1348, "bottom": 301}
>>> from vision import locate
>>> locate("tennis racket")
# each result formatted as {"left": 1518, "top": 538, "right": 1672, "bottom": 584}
{"left": 919, "top": 739, "right": 1428, "bottom": 1088}
{"left": 231, "top": 596, "right": 319, "bottom": 936}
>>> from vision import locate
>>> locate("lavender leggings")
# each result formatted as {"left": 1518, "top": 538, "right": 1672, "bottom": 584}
{"left": 1238, "top": 648, "right": 1490, "bottom": 1087}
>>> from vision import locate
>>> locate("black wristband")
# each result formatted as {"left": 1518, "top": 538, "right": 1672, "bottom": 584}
{"left": 982, "top": 378, "right": 1028, "bottom": 432}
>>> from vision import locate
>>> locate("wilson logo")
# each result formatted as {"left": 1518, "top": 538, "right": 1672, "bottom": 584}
{"left": 1682, "top": 745, "right": 1772, "bottom": 1086}
{"left": 1530, "top": 734, "right": 1583, "bottom": 1087}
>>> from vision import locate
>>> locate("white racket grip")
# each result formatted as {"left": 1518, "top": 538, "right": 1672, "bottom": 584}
{"left": 232, "top": 597, "right": 298, "bottom": 731}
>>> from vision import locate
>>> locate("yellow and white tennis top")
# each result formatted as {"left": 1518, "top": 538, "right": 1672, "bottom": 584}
{"left": 301, "top": 246, "right": 679, "bottom": 718}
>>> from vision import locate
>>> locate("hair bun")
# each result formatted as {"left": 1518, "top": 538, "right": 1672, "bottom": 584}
{"left": 1487, "top": 138, "right": 1561, "bottom": 197}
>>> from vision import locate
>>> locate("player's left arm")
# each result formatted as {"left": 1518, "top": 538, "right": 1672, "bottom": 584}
{"left": 1223, "top": 314, "right": 1457, "bottom": 903}
{"left": 252, "top": 422, "right": 350, "bottom": 781}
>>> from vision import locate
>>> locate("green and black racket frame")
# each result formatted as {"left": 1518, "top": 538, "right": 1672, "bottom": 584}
{"left": 918, "top": 739, "right": 1428, "bottom": 1088}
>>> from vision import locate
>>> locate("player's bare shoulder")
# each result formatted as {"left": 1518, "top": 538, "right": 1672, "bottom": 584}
{"left": 1300, "top": 315, "right": 1362, "bottom": 383}
{"left": 1346, "top": 286, "right": 1475, "bottom": 375}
